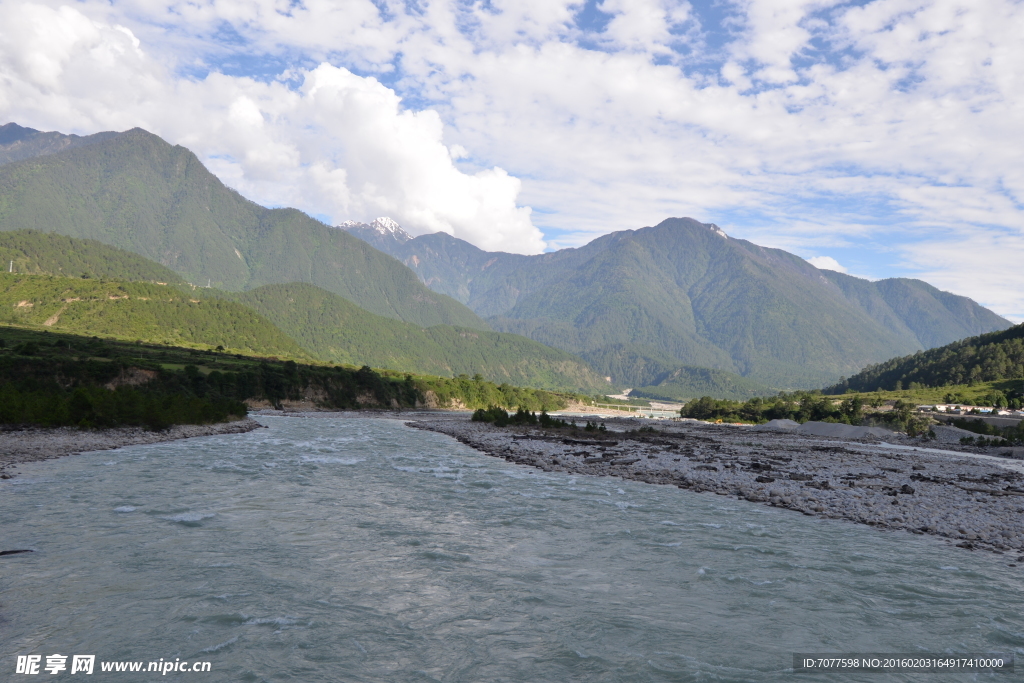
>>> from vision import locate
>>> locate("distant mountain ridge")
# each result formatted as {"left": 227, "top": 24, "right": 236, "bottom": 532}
{"left": 344, "top": 217, "right": 1011, "bottom": 388}
{"left": 0, "top": 124, "right": 487, "bottom": 331}
{"left": 0, "top": 122, "right": 119, "bottom": 166}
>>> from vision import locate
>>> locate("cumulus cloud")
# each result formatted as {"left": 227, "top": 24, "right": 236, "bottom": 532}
{"left": 597, "top": 0, "right": 694, "bottom": 54}
{"left": 0, "top": 1, "right": 544, "bottom": 254}
{"left": 1, "top": 0, "right": 1022, "bottom": 315}
{"left": 806, "top": 256, "right": 847, "bottom": 273}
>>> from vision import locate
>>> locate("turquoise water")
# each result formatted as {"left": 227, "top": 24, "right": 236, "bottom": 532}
{"left": 2, "top": 416, "right": 1021, "bottom": 681}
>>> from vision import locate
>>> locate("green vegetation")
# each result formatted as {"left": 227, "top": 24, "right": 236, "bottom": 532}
{"left": 228, "top": 282, "right": 609, "bottom": 392}
{"left": 0, "top": 271, "right": 610, "bottom": 394}
{"left": 3, "top": 126, "right": 1010, "bottom": 399}
{"left": 0, "top": 274, "right": 311, "bottom": 359}
{"left": 1, "top": 383, "right": 246, "bottom": 430}
{"left": 0, "top": 231, "right": 611, "bottom": 393}
{"left": 828, "top": 323, "right": 1024, "bottom": 394}
{"left": 0, "top": 126, "right": 486, "bottom": 330}
{"left": 354, "top": 217, "right": 1009, "bottom": 389}
{"left": 0, "top": 230, "right": 184, "bottom": 283}
{"left": 471, "top": 406, "right": 570, "bottom": 428}
{"left": 940, "top": 387, "right": 1022, "bottom": 410}
{"left": 416, "top": 375, "right": 571, "bottom": 413}
{"left": 681, "top": 393, "right": 865, "bottom": 424}
{"left": 0, "top": 326, "right": 581, "bottom": 429}
{"left": 808, "top": 379, "right": 1023, "bottom": 408}
{"left": 948, "top": 418, "right": 1024, "bottom": 446}
{"left": 680, "top": 392, "right": 931, "bottom": 434}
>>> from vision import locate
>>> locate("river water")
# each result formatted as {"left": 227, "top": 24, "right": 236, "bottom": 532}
{"left": 2, "top": 416, "right": 1022, "bottom": 681}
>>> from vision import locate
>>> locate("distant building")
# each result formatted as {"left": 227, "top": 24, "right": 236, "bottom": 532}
{"left": 931, "top": 404, "right": 994, "bottom": 414}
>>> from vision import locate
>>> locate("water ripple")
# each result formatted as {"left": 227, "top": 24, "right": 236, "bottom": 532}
{"left": 2, "top": 416, "right": 1022, "bottom": 682}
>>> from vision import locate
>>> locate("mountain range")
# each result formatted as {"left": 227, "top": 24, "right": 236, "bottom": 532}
{"left": 0, "top": 122, "right": 484, "bottom": 331}
{"left": 0, "top": 230, "right": 606, "bottom": 392}
{"left": 0, "top": 121, "right": 1012, "bottom": 400}
{"left": 345, "top": 218, "right": 1010, "bottom": 390}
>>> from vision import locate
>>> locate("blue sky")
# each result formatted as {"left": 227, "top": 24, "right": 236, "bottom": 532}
{"left": 0, "top": 0, "right": 1022, "bottom": 320}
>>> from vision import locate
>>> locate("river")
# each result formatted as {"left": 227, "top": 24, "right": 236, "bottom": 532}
{"left": 2, "top": 416, "right": 1021, "bottom": 681}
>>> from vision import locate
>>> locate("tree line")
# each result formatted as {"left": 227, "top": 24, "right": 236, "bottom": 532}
{"left": 0, "top": 329, "right": 578, "bottom": 429}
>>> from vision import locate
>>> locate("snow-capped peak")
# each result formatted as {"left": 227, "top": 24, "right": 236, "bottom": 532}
{"left": 370, "top": 216, "right": 406, "bottom": 236}
{"left": 338, "top": 217, "right": 412, "bottom": 243}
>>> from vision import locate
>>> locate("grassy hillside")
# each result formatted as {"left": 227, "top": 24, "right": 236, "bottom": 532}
{"left": 0, "top": 230, "right": 184, "bottom": 283}
{"left": 0, "top": 274, "right": 310, "bottom": 359}
{"left": 352, "top": 218, "right": 1010, "bottom": 389}
{"left": 0, "top": 326, "right": 580, "bottom": 428}
{"left": 229, "top": 283, "right": 610, "bottom": 392}
{"left": 828, "top": 323, "right": 1024, "bottom": 394}
{"left": 0, "top": 126, "right": 487, "bottom": 330}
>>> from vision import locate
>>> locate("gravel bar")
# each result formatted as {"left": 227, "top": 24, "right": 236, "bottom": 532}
{"left": 409, "top": 414, "right": 1024, "bottom": 558}
{"left": 0, "top": 418, "right": 265, "bottom": 473}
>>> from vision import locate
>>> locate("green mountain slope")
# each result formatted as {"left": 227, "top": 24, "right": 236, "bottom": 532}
{"left": 819, "top": 271, "right": 1007, "bottom": 350}
{"left": 0, "top": 231, "right": 608, "bottom": 393}
{"left": 0, "top": 125, "right": 487, "bottom": 331}
{"left": 0, "top": 274, "right": 310, "bottom": 359}
{"left": 348, "top": 218, "right": 1010, "bottom": 388}
{"left": 229, "top": 282, "right": 610, "bottom": 392}
{"left": 0, "top": 230, "right": 185, "bottom": 283}
{"left": 829, "top": 323, "right": 1024, "bottom": 392}
{"left": 631, "top": 366, "right": 777, "bottom": 402}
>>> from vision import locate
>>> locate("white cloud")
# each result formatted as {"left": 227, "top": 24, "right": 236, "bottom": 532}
{"left": 727, "top": 0, "right": 843, "bottom": 84}
{"left": 0, "top": 1, "right": 544, "bottom": 254}
{"left": 901, "top": 232, "right": 1024, "bottom": 323}
{"left": 806, "top": 256, "right": 847, "bottom": 273}
{"left": 597, "top": 0, "right": 693, "bottom": 54}
{"left": 1, "top": 0, "right": 1022, "bottom": 315}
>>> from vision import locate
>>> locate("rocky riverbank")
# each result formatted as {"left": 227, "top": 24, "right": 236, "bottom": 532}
{"left": 0, "top": 418, "right": 265, "bottom": 475}
{"left": 409, "top": 414, "right": 1024, "bottom": 559}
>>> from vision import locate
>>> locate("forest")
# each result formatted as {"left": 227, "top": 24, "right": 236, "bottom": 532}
{"left": 0, "top": 326, "right": 578, "bottom": 429}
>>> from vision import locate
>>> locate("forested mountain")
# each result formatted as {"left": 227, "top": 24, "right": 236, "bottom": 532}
{"left": 829, "top": 323, "right": 1024, "bottom": 393}
{"left": 3, "top": 122, "right": 1008, "bottom": 397}
{"left": 348, "top": 218, "right": 1010, "bottom": 388}
{"left": 0, "top": 125, "right": 486, "bottom": 330}
{"left": 229, "top": 283, "right": 609, "bottom": 392}
{"left": 0, "top": 232, "right": 605, "bottom": 392}
{"left": 818, "top": 271, "right": 1006, "bottom": 350}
